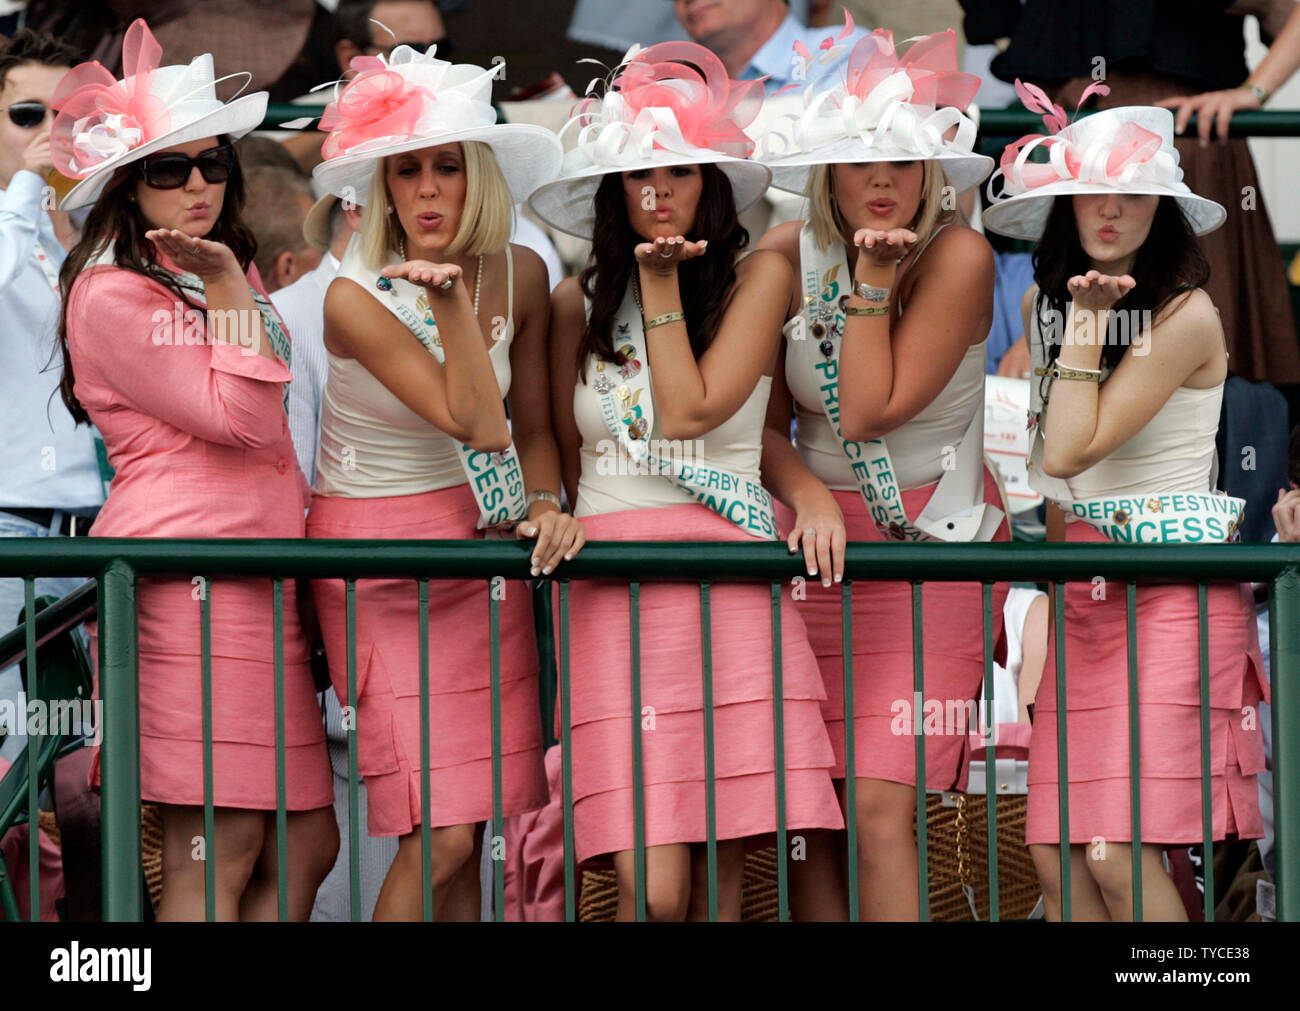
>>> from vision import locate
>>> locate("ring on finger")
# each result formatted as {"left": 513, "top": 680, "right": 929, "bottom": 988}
{"left": 658, "top": 249, "right": 674, "bottom": 259}
{"left": 438, "top": 277, "right": 454, "bottom": 290}
{"left": 803, "top": 527, "right": 816, "bottom": 536}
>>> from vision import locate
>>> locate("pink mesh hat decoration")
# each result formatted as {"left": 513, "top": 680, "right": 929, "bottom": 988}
{"left": 981, "top": 80, "right": 1227, "bottom": 240}
{"left": 311, "top": 46, "right": 562, "bottom": 206}
{"left": 527, "top": 42, "right": 773, "bottom": 240}
{"left": 757, "top": 23, "right": 992, "bottom": 195}
{"left": 51, "top": 18, "right": 267, "bottom": 211}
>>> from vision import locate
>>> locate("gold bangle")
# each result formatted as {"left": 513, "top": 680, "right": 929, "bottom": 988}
{"left": 1034, "top": 364, "right": 1101, "bottom": 382}
{"left": 644, "top": 311, "right": 685, "bottom": 331}
{"left": 1240, "top": 82, "right": 1271, "bottom": 106}
{"left": 845, "top": 304, "right": 890, "bottom": 317}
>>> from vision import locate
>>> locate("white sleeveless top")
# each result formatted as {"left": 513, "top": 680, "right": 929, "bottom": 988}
{"left": 784, "top": 225, "right": 988, "bottom": 491}
{"left": 572, "top": 303, "right": 773, "bottom": 517}
{"left": 314, "top": 247, "right": 516, "bottom": 498}
{"left": 1042, "top": 384, "right": 1223, "bottom": 500}
{"left": 1027, "top": 305, "right": 1224, "bottom": 502}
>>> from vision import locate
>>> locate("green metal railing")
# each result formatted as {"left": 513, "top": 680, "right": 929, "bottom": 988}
{"left": 1, "top": 538, "right": 1296, "bottom": 922}
{"left": 260, "top": 104, "right": 1300, "bottom": 140}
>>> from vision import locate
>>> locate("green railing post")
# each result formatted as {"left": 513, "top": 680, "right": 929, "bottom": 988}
{"left": 1271, "top": 566, "right": 1300, "bottom": 922}
{"left": 99, "top": 558, "right": 142, "bottom": 922}
{"left": 24, "top": 580, "right": 38, "bottom": 921}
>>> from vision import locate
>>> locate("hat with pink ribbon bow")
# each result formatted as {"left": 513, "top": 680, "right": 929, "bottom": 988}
{"left": 981, "top": 80, "right": 1226, "bottom": 240}
{"left": 311, "top": 46, "right": 561, "bottom": 207}
{"left": 51, "top": 18, "right": 267, "bottom": 211}
{"left": 527, "top": 42, "right": 773, "bottom": 240}
{"left": 756, "top": 25, "right": 992, "bottom": 196}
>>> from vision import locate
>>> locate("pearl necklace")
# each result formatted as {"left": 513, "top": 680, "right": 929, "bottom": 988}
{"left": 399, "top": 235, "right": 484, "bottom": 317}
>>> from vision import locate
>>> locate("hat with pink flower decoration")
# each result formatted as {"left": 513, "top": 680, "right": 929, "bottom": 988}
{"left": 51, "top": 18, "right": 267, "bottom": 211}
{"left": 311, "top": 45, "right": 562, "bottom": 207}
{"left": 756, "top": 24, "right": 992, "bottom": 196}
{"left": 981, "top": 80, "right": 1226, "bottom": 240}
{"left": 527, "top": 42, "right": 773, "bottom": 240}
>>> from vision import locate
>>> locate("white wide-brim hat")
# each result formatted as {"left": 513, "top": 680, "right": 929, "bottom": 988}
{"left": 529, "top": 148, "right": 772, "bottom": 241}
{"left": 982, "top": 104, "right": 1226, "bottom": 240}
{"left": 53, "top": 18, "right": 267, "bottom": 211}
{"left": 311, "top": 47, "right": 562, "bottom": 207}
{"left": 755, "top": 27, "right": 993, "bottom": 197}
{"left": 527, "top": 41, "right": 774, "bottom": 240}
{"left": 763, "top": 136, "right": 993, "bottom": 197}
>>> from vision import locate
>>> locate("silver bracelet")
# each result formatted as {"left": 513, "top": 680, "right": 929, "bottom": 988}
{"left": 852, "top": 279, "right": 891, "bottom": 302}
{"left": 526, "top": 489, "right": 562, "bottom": 510}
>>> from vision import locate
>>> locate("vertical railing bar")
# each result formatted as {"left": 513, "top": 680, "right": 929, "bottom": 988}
{"left": 558, "top": 581, "right": 576, "bottom": 922}
{"left": 1126, "top": 581, "right": 1143, "bottom": 922}
{"left": 1053, "top": 580, "right": 1071, "bottom": 922}
{"left": 272, "top": 578, "right": 288, "bottom": 922}
{"left": 1268, "top": 567, "right": 1298, "bottom": 923}
{"left": 912, "top": 581, "right": 929, "bottom": 922}
{"left": 842, "top": 579, "right": 859, "bottom": 921}
{"left": 345, "top": 578, "right": 360, "bottom": 922}
{"left": 630, "top": 580, "right": 646, "bottom": 921}
{"left": 24, "top": 578, "right": 38, "bottom": 921}
{"left": 700, "top": 581, "right": 718, "bottom": 922}
{"left": 200, "top": 575, "right": 215, "bottom": 923}
{"left": 983, "top": 581, "right": 999, "bottom": 922}
{"left": 771, "top": 583, "right": 789, "bottom": 923}
{"left": 418, "top": 578, "right": 433, "bottom": 922}
{"left": 99, "top": 559, "right": 142, "bottom": 921}
{"left": 489, "top": 578, "right": 505, "bottom": 923}
{"left": 1197, "top": 582, "right": 1214, "bottom": 923}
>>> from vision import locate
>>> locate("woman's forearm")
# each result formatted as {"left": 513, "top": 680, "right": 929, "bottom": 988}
{"left": 203, "top": 270, "right": 279, "bottom": 363}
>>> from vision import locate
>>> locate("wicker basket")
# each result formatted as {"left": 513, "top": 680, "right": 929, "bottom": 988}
{"left": 576, "top": 796, "right": 1040, "bottom": 921}
{"left": 36, "top": 804, "right": 164, "bottom": 912}
{"left": 923, "top": 793, "right": 1040, "bottom": 921}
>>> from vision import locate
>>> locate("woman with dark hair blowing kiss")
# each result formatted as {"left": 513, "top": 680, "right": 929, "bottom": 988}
{"left": 531, "top": 42, "right": 843, "bottom": 921}
{"left": 54, "top": 21, "right": 336, "bottom": 920}
{"left": 983, "top": 87, "right": 1269, "bottom": 921}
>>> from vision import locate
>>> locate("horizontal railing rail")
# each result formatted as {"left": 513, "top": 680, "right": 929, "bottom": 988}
{"left": 1, "top": 539, "right": 1294, "bottom": 924}
{"left": 260, "top": 103, "right": 1300, "bottom": 138}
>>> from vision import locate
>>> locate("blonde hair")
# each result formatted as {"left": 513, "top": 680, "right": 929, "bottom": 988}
{"left": 807, "top": 159, "right": 954, "bottom": 252}
{"left": 359, "top": 140, "right": 514, "bottom": 270}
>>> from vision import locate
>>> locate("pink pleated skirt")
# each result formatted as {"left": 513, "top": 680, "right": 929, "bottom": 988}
{"left": 307, "top": 483, "right": 548, "bottom": 836}
{"left": 1025, "top": 522, "right": 1269, "bottom": 846}
{"left": 562, "top": 504, "right": 844, "bottom": 864}
{"left": 777, "top": 474, "right": 1010, "bottom": 788}
{"left": 87, "top": 576, "right": 333, "bottom": 811}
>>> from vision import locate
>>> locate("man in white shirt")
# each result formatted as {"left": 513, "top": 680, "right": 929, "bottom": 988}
{"left": 674, "top": 0, "right": 868, "bottom": 92}
{"left": 0, "top": 31, "right": 106, "bottom": 762}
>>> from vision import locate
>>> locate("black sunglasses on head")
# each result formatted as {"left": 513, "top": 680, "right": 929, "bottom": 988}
{"left": 5, "top": 101, "right": 50, "bottom": 129}
{"left": 138, "top": 143, "right": 236, "bottom": 189}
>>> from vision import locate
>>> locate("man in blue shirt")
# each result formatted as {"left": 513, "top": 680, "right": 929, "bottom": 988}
{"left": 673, "top": 0, "right": 869, "bottom": 92}
{"left": 0, "top": 31, "right": 105, "bottom": 763}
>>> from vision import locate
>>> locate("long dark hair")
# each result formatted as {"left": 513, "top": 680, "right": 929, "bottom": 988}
{"left": 576, "top": 162, "right": 749, "bottom": 379}
{"left": 1033, "top": 194, "right": 1209, "bottom": 372}
{"left": 57, "top": 135, "right": 257, "bottom": 424}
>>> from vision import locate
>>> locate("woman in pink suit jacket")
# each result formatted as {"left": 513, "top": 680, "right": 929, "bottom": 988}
{"left": 51, "top": 20, "right": 336, "bottom": 920}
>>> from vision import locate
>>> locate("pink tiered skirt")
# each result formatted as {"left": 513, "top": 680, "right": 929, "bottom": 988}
{"left": 1025, "top": 522, "right": 1269, "bottom": 845}
{"left": 88, "top": 575, "right": 333, "bottom": 811}
{"left": 308, "top": 483, "right": 548, "bottom": 836}
{"left": 778, "top": 473, "right": 1010, "bottom": 788}
{"left": 562, "top": 504, "right": 843, "bottom": 864}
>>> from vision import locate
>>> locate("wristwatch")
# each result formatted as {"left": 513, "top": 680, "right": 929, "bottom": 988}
{"left": 852, "top": 280, "right": 891, "bottom": 302}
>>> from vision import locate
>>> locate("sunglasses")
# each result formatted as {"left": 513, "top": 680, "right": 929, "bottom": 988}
{"left": 138, "top": 144, "right": 236, "bottom": 189}
{"left": 4, "top": 101, "right": 50, "bottom": 129}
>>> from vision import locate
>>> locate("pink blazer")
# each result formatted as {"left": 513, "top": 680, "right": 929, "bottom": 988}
{"left": 66, "top": 258, "right": 308, "bottom": 539}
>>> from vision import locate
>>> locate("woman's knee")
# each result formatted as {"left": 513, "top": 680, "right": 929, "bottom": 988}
{"left": 287, "top": 807, "right": 341, "bottom": 880}
{"left": 853, "top": 780, "right": 915, "bottom": 847}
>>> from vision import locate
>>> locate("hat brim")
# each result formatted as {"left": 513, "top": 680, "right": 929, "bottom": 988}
{"left": 303, "top": 192, "right": 338, "bottom": 252}
{"left": 527, "top": 153, "right": 773, "bottom": 240}
{"left": 981, "top": 179, "right": 1227, "bottom": 240}
{"left": 58, "top": 91, "right": 269, "bottom": 211}
{"left": 761, "top": 136, "right": 994, "bottom": 196}
{"left": 312, "top": 123, "right": 563, "bottom": 207}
